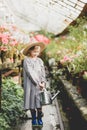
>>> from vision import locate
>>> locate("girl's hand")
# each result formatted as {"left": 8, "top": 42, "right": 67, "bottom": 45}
{"left": 39, "top": 82, "right": 45, "bottom": 90}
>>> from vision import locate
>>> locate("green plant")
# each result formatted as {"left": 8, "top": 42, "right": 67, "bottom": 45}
{"left": 43, "top": 17, "right": 87, "bottom": 84}
{"left": 0, "top": 77, "right": 24, "bottom": 130}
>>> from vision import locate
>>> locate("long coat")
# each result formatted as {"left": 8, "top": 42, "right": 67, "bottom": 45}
{"left": 23, "top": 57, "right": 46, "bottom": 110}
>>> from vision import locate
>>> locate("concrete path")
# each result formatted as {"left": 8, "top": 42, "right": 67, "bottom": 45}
{"left": 19, "top": 101, "right": 60, "bottom": 130}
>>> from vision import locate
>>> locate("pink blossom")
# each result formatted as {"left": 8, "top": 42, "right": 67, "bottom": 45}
{"left": 0, "top": 33, "right": 3, "bottom": 38}
{"left": 10, "top": 39, "right": 18, "bottom": 46}
{"left": 0, "top": 46, "right": 8, "bottom": 51}
{"left": 2, "top": 37, "right": 9, "bottom": 44}
{"left": 60, "top": 56, "right": 72, "bottom": 64}
{"left": 63, "top": 56, "right": 72, "bottom": 62}
{"left": 61, "top": 36, "right": 66, "bottom": 40}
{"left": 0, "top": 24, "right": 23, "bottom": 52}
{"left": 31, "top": 34, "right": 50, "bottom": 45}
{"left": 10, "top": 58, "right": 13, "bottom": 63}
{"left": 0, "top": 33, "right": 10, "bottom": 39}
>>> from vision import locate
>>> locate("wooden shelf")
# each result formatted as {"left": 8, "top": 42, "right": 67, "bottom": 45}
{"left": 0, "top": 61, "right": 21, "bottom": 70}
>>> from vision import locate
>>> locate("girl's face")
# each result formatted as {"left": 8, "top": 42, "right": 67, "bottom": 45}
{"left": 29, "top": 46, "right": 41, "bottom": 58}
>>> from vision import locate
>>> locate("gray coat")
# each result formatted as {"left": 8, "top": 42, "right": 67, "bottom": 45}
{"left": 23, "top": 57, "right": 46, "bottom": 110}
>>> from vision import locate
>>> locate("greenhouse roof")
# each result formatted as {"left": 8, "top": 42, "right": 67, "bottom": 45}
{"left": 1, "top": 0, "right": 87, "bottom": 34}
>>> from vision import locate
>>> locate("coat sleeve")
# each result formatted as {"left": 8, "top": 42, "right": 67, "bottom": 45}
{"left": 23, "top": 58, "right": 40, "bottom": 86}
{"left": 39, "top": 58, "right": 46, "bottom": 83}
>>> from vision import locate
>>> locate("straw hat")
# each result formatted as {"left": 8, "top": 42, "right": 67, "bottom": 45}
{"left": 23, "top": 42, "right": 46, "bottom": 56}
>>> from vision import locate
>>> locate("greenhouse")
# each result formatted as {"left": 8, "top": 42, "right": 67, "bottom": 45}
{"left": 0, "top": 0, "right": 87, "bottom": 130}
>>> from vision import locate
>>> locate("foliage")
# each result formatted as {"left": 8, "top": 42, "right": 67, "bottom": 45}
{"left": 45, "top": 39, "right": 63, "bottom": 60}
{"left": 68, "top": 50, "right": 87, "bottom": 74}
{"left": 35, "top": 29, "right": 55, "bottom": 39}
{"left": 0, "top": 77, "right": 24, "bottom": 130}
{"left": 68, "top": 16, "right": 87, "bottom": 42}
{"left": 44, "top": 17, "right": 87, "bottom": 77}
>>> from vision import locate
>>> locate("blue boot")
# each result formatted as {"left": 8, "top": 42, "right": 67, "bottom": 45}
{"left": 37, "top": 110, "right": 43, "bottom": 126}
{"left": 38, "top": 118, "right": 43, "bottom": 125}
{"left": 31, "top": 110, "right": 37, "bottom": 126}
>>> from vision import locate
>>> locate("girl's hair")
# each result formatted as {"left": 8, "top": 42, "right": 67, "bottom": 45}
{"left": 27, "top": 45, "right": 40, "bottom": 55}
{"left": 29, "top": 46, "right": 36, "bottom": 51}
{"left": 27, "top": 46, "right": 35, "bottom": 55}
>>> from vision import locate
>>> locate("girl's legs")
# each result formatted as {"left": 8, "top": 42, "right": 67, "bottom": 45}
{"left": 30, "top": 109, "right": 37, "bottom": 126}
{"left": 37, "top": 108, "right": 43, "bottom": 126}
{"left": 30, "top": 88, "right": 43, "bottom": 126}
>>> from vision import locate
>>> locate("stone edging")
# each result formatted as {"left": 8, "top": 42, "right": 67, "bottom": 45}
{"left": 59, "top": 76, "right": 87, "bottom": 121}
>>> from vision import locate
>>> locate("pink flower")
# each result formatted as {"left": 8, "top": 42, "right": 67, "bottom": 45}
{"left": 10, "top": 39, "right": 18, "bottom": 46}
{"left": 0, "top": 24, "right": 23, "bottom": 53}
{"left": 63, "top": 56, "right": 71, "bottom": 62}
{"left": 61, "top": 36, "right": 66, "bottom": 40}
{"left": 0, "top": 33, "right": 3, "bottom": 38}
{"left": 60, "top": 56, "right": 72, "bottom": 64}
{"left": 0, "top": 46, "right": 8, "bottom": 51}
{"left": 0, "top": 33, "right": 10, "bottom": 39}
{"left": 30, "top": 34, "right": 50, "bottom": 45}
{"left": 0, "top": 34, "right": 10, "bottom": 45}
{"left": 2, "top": 37, "right": 9, "bottom": 44}
{"left": 10, "top": 58, "right": 13, "bottom": 63}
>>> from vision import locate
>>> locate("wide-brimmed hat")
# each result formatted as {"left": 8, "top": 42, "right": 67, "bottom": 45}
{"left": 23, "top": 42, "right": 45, "bottom": 56}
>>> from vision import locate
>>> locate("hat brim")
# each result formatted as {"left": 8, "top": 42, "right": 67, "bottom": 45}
{"left": 23, "top": 42, "right": 45, "bottom": 56}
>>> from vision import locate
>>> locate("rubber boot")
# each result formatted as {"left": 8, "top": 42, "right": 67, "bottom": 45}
{"left": 37, "top": 110, "right": 43, "bottom": 126}
{"left": 31, "top": 110, "right": 37, "bottom": 126}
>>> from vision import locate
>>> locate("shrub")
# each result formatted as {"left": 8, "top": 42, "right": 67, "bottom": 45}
{"left": 0, "top": 77, "right": 24, "bottom": 130}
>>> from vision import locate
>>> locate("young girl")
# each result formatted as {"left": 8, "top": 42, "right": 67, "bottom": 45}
{"left": 23, "top": 42, "right": 46, "bottom": 126}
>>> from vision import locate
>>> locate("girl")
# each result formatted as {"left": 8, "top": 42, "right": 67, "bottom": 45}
{"left": 23, "top": 42, "right": 46, "bottom": 127}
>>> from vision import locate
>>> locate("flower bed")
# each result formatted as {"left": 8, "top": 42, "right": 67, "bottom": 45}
{"left": 44, "top": 17, "right": 87, "bottom": 99}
